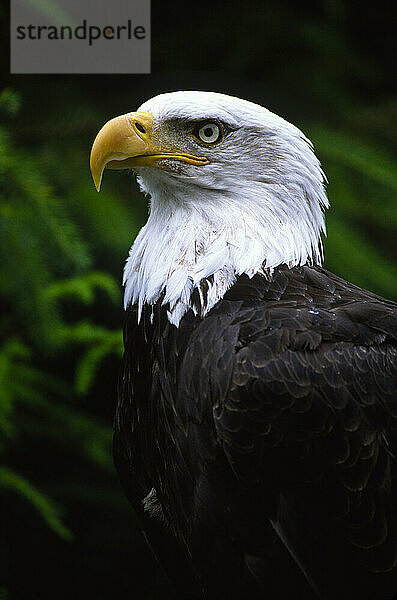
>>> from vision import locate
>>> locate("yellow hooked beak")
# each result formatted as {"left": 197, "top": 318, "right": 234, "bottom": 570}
{"left": 90, "top": 111, "right": 209, "bottom": 191}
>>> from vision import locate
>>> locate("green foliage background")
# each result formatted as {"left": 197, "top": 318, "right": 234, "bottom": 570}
{"left": 1, "top": 1, "right": 396, "bottom": 598}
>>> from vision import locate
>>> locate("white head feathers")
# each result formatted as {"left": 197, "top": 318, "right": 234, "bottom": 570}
{"left": 123, "top": 91, "right": 329, "bottom": 325}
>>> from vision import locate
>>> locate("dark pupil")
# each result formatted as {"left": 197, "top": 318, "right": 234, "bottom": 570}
{"left": 204, "top": 127, "right": 214, "bottom": 138}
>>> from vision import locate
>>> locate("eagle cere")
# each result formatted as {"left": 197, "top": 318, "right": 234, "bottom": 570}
{"left": 90, "top": 91, "right": 397, "bottom": 600}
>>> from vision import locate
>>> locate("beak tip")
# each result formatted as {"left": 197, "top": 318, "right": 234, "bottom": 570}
{"left": 90, "top": 160, "right": 103, "bottom": 192}
{"left": 90, "top": 141, "right": 104, "bottom": 192}
{"left": 91, "top": 172, "right": 101, "bottom": 192}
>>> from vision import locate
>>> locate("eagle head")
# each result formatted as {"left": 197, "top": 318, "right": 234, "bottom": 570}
{"left": 90, "top": 91, "right": 329, "bottom": 325}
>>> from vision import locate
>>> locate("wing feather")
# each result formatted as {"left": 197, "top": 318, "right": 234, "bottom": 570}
{"left": 208, "top": 266, "right": 397, "bottom": 598}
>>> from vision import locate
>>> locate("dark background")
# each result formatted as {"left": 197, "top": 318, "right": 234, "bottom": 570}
{"left": 1, "top": 1, "right": 396, "bottom": 598}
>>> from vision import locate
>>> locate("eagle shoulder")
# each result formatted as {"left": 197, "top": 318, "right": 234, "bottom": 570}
{"left": 194, "top": 265, "right": 397, "bottom": 599}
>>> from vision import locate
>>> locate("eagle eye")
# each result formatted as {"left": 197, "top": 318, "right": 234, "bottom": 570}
{"left": 194, "top": 121, "right": 223, "bottom": 145}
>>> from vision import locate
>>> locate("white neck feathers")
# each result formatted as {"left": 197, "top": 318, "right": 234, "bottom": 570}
{"left": 123, "top": 168, "right": 328, "bottom": 326}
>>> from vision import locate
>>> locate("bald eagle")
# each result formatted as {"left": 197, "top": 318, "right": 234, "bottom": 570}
{"left": 90, "top": 92, "right": 397, "bottom": 600}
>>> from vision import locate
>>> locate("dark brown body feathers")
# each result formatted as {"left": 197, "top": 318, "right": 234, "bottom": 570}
{"left": 114, "top": 265, "right": 397, "bottom": 599}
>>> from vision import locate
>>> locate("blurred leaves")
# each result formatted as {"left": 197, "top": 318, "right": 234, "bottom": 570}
{"left": 0, "top": 89, "right": 21, "bottom": 118}
{"left": 44, "top": 272, "right": 120, "bottom": 306}
{"left": 75, "top": 329, "right": 122, "bottom": 395}
{"left": 0, "top": 466, "right": 73, "bottom": 540}
{"left": 312, "top": 126, "right": 397, "bottom": 193}
{"left": 308, "top": 123, "right": 397, "bottom": 298}
{"left": 0, "top": 90, "right": 130, "bottom": 542}
{"left": 0, "top": 338, "right": 29, "bottom": 437}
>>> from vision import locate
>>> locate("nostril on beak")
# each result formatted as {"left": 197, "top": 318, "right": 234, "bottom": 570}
{"left": 135, "top": 121, "right": 146, "bottom": 134}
